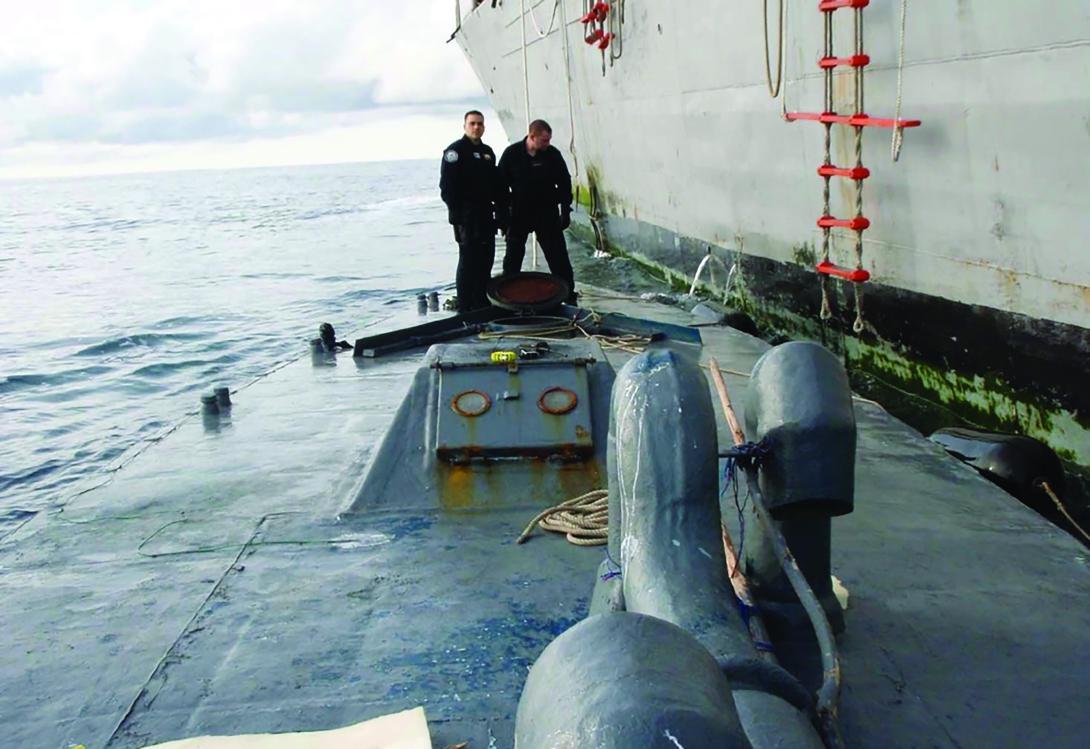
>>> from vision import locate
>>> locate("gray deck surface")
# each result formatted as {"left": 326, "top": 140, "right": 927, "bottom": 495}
{"left": 4, "top": 289, "right": 1089, "bottom": 749}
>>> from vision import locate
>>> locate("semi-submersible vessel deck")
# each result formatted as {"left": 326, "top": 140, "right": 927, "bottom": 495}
{"left": 452, "top": 0, "right": 1090, "bottom": 469}
{"left": 4, "top": 287, "right": 1090, "bottom": 748}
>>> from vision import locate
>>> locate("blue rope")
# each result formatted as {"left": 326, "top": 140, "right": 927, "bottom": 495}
{"left": 721, "top": 441, "right": 767, "bottom": 567}
{"left": 721, "top": 441, "right": 776, "bottom": 656}
{"left": 600, "top": 546, "right": 622, "bottom": 581}
{"left": 721, "top": 440, "right": 770, "bottom": 467}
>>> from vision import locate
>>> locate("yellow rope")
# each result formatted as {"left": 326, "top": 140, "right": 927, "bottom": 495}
{"left": 1039, "top": 480, "right": 1090, "bottom": 545}
{"left": 478, "top": 311, "right": 652, "bottom": 355}
{"left": 517, "top": 489, "right": 609, "bottom": 546}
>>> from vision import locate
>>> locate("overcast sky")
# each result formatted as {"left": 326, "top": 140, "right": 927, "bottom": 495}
{"left": 0, "top": 1, "right": 498, "bottom": 179}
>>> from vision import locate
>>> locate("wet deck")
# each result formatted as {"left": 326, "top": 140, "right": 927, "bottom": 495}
{"left": 4, "top": 289, "right": 1089, "bottom": 749}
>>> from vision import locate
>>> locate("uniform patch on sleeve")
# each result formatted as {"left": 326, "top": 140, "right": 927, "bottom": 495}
{"left": 444, "top": 150, "right": 459, "bottom": 163}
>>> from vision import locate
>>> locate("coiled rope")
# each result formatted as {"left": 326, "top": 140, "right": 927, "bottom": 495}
{"left": 517, "top": 489, "right": 609, "bottom": 545}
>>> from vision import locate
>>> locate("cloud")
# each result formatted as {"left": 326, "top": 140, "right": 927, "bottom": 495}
{"left": 0, "top": 0, "right": 486, "bottom": 172}
{"left": 0, "top": 103, "right": 507, "bottom": 180}
{"left": 0, "top": 64, "right": 49, "bottom": 97}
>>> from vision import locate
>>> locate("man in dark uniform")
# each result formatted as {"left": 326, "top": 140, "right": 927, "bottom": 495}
{"left": 498, "top": 119, "right": 575, "bottom": 301}
{"left": 439, "top": 110, "right": 506, "bottom": 312}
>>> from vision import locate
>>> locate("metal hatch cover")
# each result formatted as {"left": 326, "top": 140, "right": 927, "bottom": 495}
{"left": 436, "top": 359, "right": 593, "bottom": 461}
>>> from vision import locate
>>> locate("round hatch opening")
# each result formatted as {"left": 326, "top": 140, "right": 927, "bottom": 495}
{"left": 452, "top": 390, "right": 491, "bottom": 417}
{"left": 538, "top": 386, "right": 578, "bottom": 415}
{"left": 487, "top": 272, "right": 571, "bottom": 314}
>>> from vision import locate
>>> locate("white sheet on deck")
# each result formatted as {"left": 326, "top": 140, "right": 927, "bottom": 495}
{"left": 140, "top": 706, "right": 431, "bottom": 749}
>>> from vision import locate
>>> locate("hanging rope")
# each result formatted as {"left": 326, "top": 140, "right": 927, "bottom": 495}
{"left": 819, "top": 11, "right": 833, "bottom": 321}
{"left": 449, "top": 0, "right": 462, "bottom": 41}
{"left": 559, "top": 0, "right": 581, "bottom": 180}
{"left": 763, "top": 0, "right": 786, "bottom": 98}
{"left": 608, "top": 0, "right": 625, "bottom": 66}
{"left": 518, "top": 0, "right": 540, "bottom": 269}
{"left": 528, "top": 0, "right": 561, "bottom": 38}
{"left": 851, "top": 6, "right": 867, "bottom": 334}
{"left": 517, "top": 489, "right": 609, "bottom": 545}
{"left": 588, "top": 184, "right": 607, "bottom": 254}
{"left": 779, "top": 0, "right": 791, "bottom": 118}
{"left": 519, "top": 0, "right": 532, "bottom": 130}
{"left": 891, "top": 0, "right": 909, "bottom": 161}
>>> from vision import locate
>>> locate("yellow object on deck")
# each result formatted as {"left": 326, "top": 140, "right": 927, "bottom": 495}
{"left": 490, "top": 350, "right": 517, "bottom": 363}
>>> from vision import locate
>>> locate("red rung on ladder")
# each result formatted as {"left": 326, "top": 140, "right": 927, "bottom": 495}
{"left": 816, "top": 260, "right": 870, "bottom": 283}
{"left": 818, "top": 0, "right": 869, "bottom": 10}
{"left": 786, "top": 112, "right": 922, "bottom": 129}
{"left": 819, "top": 55, "right": 870, "bottom": 69}
{"left": 818, "top": 165, "right": 870, "bottom": 180}
{"left": 849, "top": 114, "right": 922, "bottom": 128}
{"left": 818, "top": 215, "right": 870, "bottom": 231}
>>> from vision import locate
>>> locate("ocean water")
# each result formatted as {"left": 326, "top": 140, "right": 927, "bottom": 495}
{"left": 0, "top": 160, "right": 463, "bottom": 517}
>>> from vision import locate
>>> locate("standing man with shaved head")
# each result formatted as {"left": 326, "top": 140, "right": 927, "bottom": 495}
{"left": 440, "top": 110, "right": 507, "bottom": 312}
{"left": 498, "top": 119, "right": 575, "bottom": 302}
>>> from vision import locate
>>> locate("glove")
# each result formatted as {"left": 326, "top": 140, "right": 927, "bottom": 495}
{"left": 560, "top": 207, "right": 571, "bottom": 230}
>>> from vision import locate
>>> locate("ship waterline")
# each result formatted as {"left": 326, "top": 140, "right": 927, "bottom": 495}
{"left": 455, "top": 0, "right": 1090, "bottom": 464}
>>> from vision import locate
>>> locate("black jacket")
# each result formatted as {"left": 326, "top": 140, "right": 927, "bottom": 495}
{"left": 439, "top": 136, "right": 506, "bottom": 231}
{"left": 498, "top": 139, "right": 572, "bottom": 230}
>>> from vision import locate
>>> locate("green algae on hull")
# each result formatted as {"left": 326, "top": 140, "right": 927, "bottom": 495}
{"left": 569, "top": 218, "right": 1090, "bottom": 468}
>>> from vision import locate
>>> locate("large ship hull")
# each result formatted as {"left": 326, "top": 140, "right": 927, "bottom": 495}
{"left": 455, "top": 1, "right": 1090, "bottom": 465}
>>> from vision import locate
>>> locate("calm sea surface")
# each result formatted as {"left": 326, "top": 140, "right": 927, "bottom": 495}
{"left": 0, "top": 160, "right": 463, "bottom": 517}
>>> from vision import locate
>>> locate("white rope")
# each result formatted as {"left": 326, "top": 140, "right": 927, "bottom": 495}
{"left": 519, "top": 0, "right": 531, "bottom": 130}
{"left": 891, "top": 0, "right": 908, "bottom": 161}
{"left": 559, "top": 0, "right": 580, "bottom": 179}
{"left": 518, "top": 0, "right": 539, "bottom": 269}
{"left": 528, "top": 0, "right": 561, "bottom": 38}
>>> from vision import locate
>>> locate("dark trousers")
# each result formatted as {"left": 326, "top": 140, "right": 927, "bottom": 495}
{"left": 454, "top": 224, "right": 496, "bottom": 312}
{"left": 503, "top": 225, "right": 575, "bottom": 301}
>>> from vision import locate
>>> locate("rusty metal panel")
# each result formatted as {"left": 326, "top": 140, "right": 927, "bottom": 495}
{"left": 437, "top": 361, "right": 593, "bottom": 461}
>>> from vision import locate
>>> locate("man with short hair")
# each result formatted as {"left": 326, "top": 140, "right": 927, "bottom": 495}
{"left": 440, "top": 110, "right": 506, "bottom": 312}
{"left": 498, "top": 119, "right": 575, "bottom": 301}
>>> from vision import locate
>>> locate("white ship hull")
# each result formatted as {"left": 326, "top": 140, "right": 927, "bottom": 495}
{"left": 455, "top": 0, "right": 1090, "bottom": 465}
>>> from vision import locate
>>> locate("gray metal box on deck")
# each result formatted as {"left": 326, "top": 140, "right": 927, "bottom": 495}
{"left": 435, "top": 352, "right": 595, "bottom": 462}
